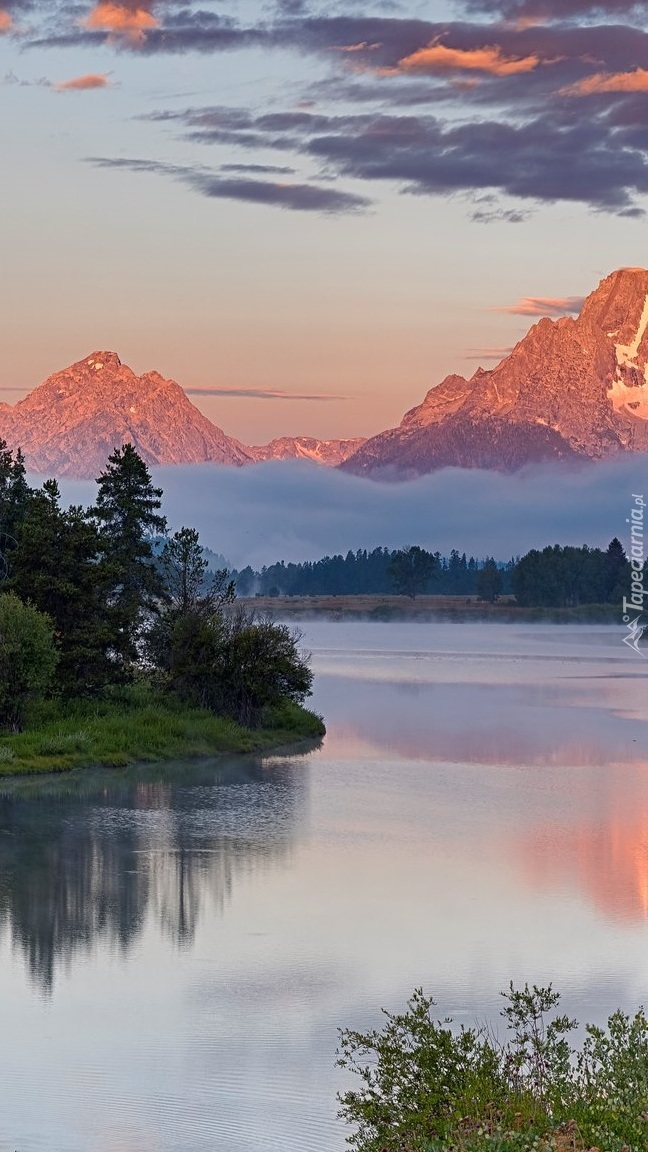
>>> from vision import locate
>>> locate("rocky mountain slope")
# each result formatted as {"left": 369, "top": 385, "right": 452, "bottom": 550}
{"left": 342, "top": 267, "right": 648, "bottom": 477}
{"left": 247, "top": 435, "right": 365, "bottom": 466}
{"left": 0, "top": 352, "right": 362, "bottom": 479}
{"left": 5, "top": 268, "right": 648, "bottom": 481}
{"left": 0, "top": 352, "right": 253, "bottom": 479}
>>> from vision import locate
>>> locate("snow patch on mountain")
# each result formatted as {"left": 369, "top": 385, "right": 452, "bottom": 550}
{"left": 614, "top": 292, "right": 648, "bottom": 372}
{"left": 608, "top": 291, "right": 648, "bottom": 419}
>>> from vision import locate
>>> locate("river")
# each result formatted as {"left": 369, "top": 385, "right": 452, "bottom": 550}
{"left": 0, "top": 622, "right": 647, "bottom": 1152}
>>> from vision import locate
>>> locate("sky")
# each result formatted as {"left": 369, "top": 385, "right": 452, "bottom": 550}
{"left": 2, "top": 0, "right": 648, "bottom": 443}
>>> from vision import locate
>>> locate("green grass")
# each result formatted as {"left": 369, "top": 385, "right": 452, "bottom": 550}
{"left": 0, "top": 684, "right": 325, "bottom": 776}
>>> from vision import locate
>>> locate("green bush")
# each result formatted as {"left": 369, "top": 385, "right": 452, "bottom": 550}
{"left": 0, "top": 593, "right": 58, "bottom": 731}
{"left": 149, "top": 604, "right": 314, "bottom": 728}
{"left": 218, "top": 612, "right": 313, "bottom": 727}
{"left": 337, "top": 985, "right": 648, "bottom": 1152}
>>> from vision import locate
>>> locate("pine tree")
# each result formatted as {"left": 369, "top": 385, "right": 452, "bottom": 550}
{"left": 10, "top": 481, "right": 118, "bottom": 694}
{"left": 0, "top": 442, "right": 31, "bottom": 580}
{"left": 476, "top": 558, "right": 503, "bottom": 603}
{"left": 160, "top": 527, "right": 235, "bottom": 615}
{"left": 605, "top": 537, "right": 628, "bottom": 602}
{"left": 93, "top": 444, "right": 166, "bottom": 664}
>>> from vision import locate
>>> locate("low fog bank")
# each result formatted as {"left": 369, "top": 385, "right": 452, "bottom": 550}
{"left": 54, "top": 457, "right": 645, "bottom": 569}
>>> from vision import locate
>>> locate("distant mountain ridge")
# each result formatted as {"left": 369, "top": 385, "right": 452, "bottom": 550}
{"left": 247, "top": 435, "right": 366, "bottom": 466}
{"left": 342, "top": 267, "right": 648, "bottom": 477}
{"left": 3, "top": 268, "right": 648, "bottom": 480}
{"left": 0, "top": 352, "right": 364, "bottom": 479}
{"left": 0, "top": 352, "right": 251, "bottom": 479}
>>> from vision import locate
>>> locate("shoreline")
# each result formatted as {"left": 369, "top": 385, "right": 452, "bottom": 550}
{"left": 240, "top": 594, "right": 620, "bottom": 624}
{"left": 0, "top": 688, "right": 325, "bottom": 777}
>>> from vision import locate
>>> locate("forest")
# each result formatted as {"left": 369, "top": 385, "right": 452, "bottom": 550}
{"left": 230, "top": 539, "right": 631, "bottom": 608}
{"left": 0, "top": 441, "right": 322, "bottom": 769}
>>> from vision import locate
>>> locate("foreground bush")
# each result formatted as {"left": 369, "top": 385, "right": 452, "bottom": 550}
{"left": 337, "top": 984, "right": 648, "bottom": 1152}
{"left": 0, "top": 593, "right": 58, "bottom": 731}
{"left": 149, "top": 602, "right": 313, "bottom": 727}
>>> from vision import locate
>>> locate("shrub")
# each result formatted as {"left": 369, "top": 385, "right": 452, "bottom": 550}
{"left": 0, "top": 593, "right": 58, "bottom": 731}
{"left": 337, "top": 984, "right": 648, "bottom": 1152}
{"left": 217, "top": 611, "right": 313, "bottom": 727}
{"left": 148, "top": 604, "right": 313, "bottom": 728}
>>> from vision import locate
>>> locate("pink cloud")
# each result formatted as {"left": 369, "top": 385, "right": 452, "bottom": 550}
{"left": 81, "top": 2, "right": 158, "bottom": 44}
{"left": 335, "top": 41, "right": 382, "bottom": 53}
{"left": 55, "top": 73, "right": 112, "bottom": 91}
{"left": 563, "top": 68, "right": 648, "bottom": 97}
{"left": 393, "top": 41, "right": 541, "bottom": 77}
{"left": 0, "top": 10, "right": 12, "bottom": 32}
{"left": 463, "top": 346, "right": 514, "bottom": 360}
{"left": 496, "top": 296, "right": 585, "bottom": 317}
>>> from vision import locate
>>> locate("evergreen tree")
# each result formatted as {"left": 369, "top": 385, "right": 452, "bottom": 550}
{"left": 10, "top": 481, "right": 118, "bottom": 694}
{"left": 512, "top": 543, "right": 619, "bottom": 608}
{"left": 93, "top": 444, "right": 166, "bottom": 664}
{"left": 0, "top": 442, "right": 31, "bottom": 580}
{"left": 605, "top": 537, "right": 628, "bottom": 602}
{"left": 148, "top": 528, "right": 236, "bottom": 683}
{"left": 161, "top": 527, "right": 235, "bottom": 614}
{"left": 476, "top": 558, "right": 503, "bottom": 603}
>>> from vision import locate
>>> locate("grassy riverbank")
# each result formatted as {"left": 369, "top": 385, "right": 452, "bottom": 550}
{"left": 0, "top": 684, "right": 325, "bottom": 776}
{"left": 241, "top": 595, "right": 619, "bottom": 623}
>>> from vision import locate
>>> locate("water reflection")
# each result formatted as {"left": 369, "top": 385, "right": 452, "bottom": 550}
{"left": 0, "top": 756, "right": 309, "bottom": 990}
{"left": 307, "top": 623, "right": 648, "bottom": 769}
{"left": 520, "top": 809, "right": 648, "bottom": 924}
{"left": 0, "top": 625, "right": 647, "bottom": 1152}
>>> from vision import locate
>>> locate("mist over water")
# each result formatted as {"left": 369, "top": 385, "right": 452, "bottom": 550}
{"left": 0, "top": 622, "right": 647, "bottom": 1152}
{"left": 54, "top": 455, "right": 641, "bottom": 567}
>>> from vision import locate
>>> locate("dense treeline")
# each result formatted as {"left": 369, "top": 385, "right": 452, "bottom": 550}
{"left": 512, "top": 539, "right": 629, "bottom": 608}
{"left": 230, "top": 539, "right": 631, "bottom": 608}
{"left": 0, "top": 442, "right": 314, "bottom": 734}
{"left": 231, "top": 548, "right": 517, "bottom": 599}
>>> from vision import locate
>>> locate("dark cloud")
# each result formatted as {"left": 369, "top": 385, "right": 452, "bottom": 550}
{"left": 148, "top": 99, "right": 648, "bottom": 215}
{"left": 294, "top": 18, "right": 648, "bottom": 96}
{"left": 464, "top": 0, "right": 646, "bottom": 24}
{"left": 220, "top": 162, "right": 296, "bottom": 175}
{"left": 309, "top": 111, "right": 648, "bottom": 213}
{"left": 24, "top": 2, "right": 648, "bottom": 219}
{"left": 87, "top": 155, "right": 371, "bottom": 213}
{"left": 0, "top": 0, "right": 42, "bottom": 9}
{"left": 29, "top": 7, "right": 648, "bottom": 72}
{"left": 28, "top": 6, "right": 263, "bottom": 52}
{"left": 471, "top": 206, "right": 530, "bottom": 223}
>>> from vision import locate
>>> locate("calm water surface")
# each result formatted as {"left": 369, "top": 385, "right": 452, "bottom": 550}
{"left": 1, "top": 623, "right": 648, "bottom": 1152}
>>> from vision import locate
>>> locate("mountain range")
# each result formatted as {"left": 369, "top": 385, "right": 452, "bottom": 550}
{"left": 2, "top": 267, "right": 648, "bottom": 480}
{"left": 0, "top": 351, "right": 363, "bottom": 479}
{"left": 342, "top": 266, "right": 648, "bottom": 477}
